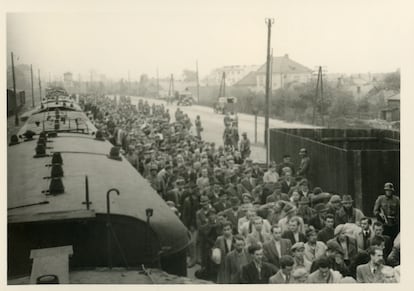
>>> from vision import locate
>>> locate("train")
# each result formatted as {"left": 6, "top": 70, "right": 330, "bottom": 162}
{"left": 7, "top": 88, "right": 192, "bottom": 284}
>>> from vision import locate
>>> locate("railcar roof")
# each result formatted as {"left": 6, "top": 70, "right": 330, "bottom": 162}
{"left": 18, "top": 110, "right": 97, "bottom": 136}
{"left": 8, "top": 133, "right": 189, "bottom": 255}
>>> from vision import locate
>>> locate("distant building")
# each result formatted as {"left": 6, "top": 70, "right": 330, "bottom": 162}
{"left": 233, "top": 71, "right": 258, "bottom": 90}
{"left": 206, "top": 65, "right": 259, "bottom": 86}
{"left": 337, "top": 75, "right": 375, "bottom": 99}
{"left": 380, "top": 92, "right": 400, "bottom": 122}
{"left": 254, "top": 54, "right": 313, "bottom": 91}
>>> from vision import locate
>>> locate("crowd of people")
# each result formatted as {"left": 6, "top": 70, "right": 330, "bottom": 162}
{"left": 82, "top": 95, "right": 400, "bottom": 284}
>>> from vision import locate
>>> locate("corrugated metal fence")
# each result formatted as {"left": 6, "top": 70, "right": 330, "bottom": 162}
{"left": 269, "top": 128, "right": 400, "bottom": 216}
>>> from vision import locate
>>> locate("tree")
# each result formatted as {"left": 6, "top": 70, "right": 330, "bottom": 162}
{"left": 382, "top": 71, "right": 400, "bottom": 91}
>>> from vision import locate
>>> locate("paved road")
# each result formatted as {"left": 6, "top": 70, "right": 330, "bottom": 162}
{"left": 128, "top": 96, "right": 318, "bottom": 162}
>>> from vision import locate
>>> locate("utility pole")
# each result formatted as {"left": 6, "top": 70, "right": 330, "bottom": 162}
{"left": 30, "top": 64, "right": 35, "bottom": 107}
{"left": 313, "top": 66, "right": 325, "bottom": 126}
{"left": 264, "top": 18, "right": 274, "bottom": 167}
{"left": 196, "top": 60, "right": 200, "bottom": 103}
{"left": 38, "top": 69, "right": 42, "bottom": 101}
{"left": 11, "top": 52, "right": 19, "bottom": 126}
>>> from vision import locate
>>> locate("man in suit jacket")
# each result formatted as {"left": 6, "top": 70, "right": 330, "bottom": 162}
{"left": 269, "top": 255, "right": 295, "bottom": 283}
{"left": 213, "top": 191, "right": 231, "bottom": 213}
{"left": 356, "top": 246, "right": 385, "bottom": 283}
{"left": 224, "top": 235, "right": 251, "bottom": 283}
{"left": 317, "top": 214, "right": 335, "bottom": 243}
{"left": 213, "top": 222, "right": 236, "bottom": 283}
{"left": 263, "top": 225, "right": 292, "bottom": 269}
{"left": 240, "top": 244, "right": 278, "bottom": 284}
{"left": 297, "top": 148, "right": 310, "bottom": 179}
{"left": 240, "top": 168, "right": 255, "bottom": 192}
{"left": 355, "top": 217, "right": 375, "bottom": 251}
{"left": 371, "top": 221, "right": 392, "bottom": 258}
{"left": 328, "top": 224, "right": 358, "bottom": 266}
{"left": 245, "top": 216, "right": 272, "bottom": 247}
{"left": 307, "top": 256, "right": 343, "bottom": 283}
{"left": 222, "top": 197, "right": 241, "bottom": 234}
{"left": 282, "top": 217, "right": 307, "bottom": 245}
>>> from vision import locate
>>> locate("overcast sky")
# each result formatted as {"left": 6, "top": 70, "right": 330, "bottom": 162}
{"left": 5, "top": 0, "right": 409, "bottom": 81}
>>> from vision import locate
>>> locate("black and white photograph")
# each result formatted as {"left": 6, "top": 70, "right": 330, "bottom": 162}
{"left": 4, "top": 0, "right": 413, "bottom": 287}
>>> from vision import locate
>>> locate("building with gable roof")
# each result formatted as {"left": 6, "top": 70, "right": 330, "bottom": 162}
{"left": 255, "top": 54, "right": 313, "bottom": 91}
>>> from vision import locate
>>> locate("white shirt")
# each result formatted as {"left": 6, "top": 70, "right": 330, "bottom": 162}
{"left": 294, "top": 232, "right": 300, "bottom": 242}
{"left": 274, "top": 240, "right": 281, "bottom": 256}
{"left": 225, "top": 237, "right": 233, "bottom": 252}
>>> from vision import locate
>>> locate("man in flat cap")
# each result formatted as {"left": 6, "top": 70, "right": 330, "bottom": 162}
{"left": 327, "top": 224, "right": 358, "bottom": 267}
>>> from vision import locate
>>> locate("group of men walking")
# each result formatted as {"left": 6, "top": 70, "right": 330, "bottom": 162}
{"left": 83, "top": 95, "right": 400, "bottom": 284}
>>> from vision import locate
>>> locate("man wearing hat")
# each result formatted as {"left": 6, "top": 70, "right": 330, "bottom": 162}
{"left": 297, "top": 148, "right": 310, "bottom": 179}
{"left": 327, "top": 224, "right": 358, "bottom": 267}
{"left": 310, "top": 240, "right": 351, "bottom": 277}
{"left": 373, "top": 182, "right": 400, "bottom": 240}
{"left": 196, "top": 195, "right": 212, "bottom": 230}
{"left": 269, "top": 255, "right": 295, "bottom": 283}
{"left": 266, "top": 184, "right": 289, "bottom": 204}
{"left": 197, "top": 209, "right": 221, "bottom": 280}
{"left": 291, "top": 242, "right": 312, "bottom": 272}
{"left": 297, "top": 196, "right": 315, "bottom": 226}
{"left": 223, "top": 197, "right": 242, "bottom": 234}
{"left": 239, "top": 132, "right": 251, "bottom": 159}
{"left": 223, "top": 123, "right": 233, "bottom": 149}
{"left": 326, "top": 194, "right": 342, "bottom": 216}
{"left": 213, "top": 190, "right": 231, "bottom": 213}
{"left": 309, "top": 203, "right": 329, "bottom": 231}
{"left": 335, "top": 195, "right": 364, "bottom": 225}
{"left": 240, "top": 168, "right": 255, "bottom": 193}
{"left": 146, "top": 164, "right": 160, "bottom": 193}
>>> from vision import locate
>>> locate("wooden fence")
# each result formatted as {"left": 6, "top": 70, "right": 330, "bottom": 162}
{"left": 269, "top": 128, "right": 400, "bottom": 215}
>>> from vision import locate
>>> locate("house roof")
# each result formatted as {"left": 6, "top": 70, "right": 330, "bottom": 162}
{"left": 388, "top": 93, "right": 400, "bottom": 101}
{"left": 256, "top": 55, "right": 312, "bottom": 74}
{"left": 233, "top": 71, "right": 258, "bottom": 86}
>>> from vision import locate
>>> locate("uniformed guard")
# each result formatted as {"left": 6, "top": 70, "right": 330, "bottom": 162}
{"left": 373, "top": 182, "right": 400, "bottom": 240}
{"left": 230, "top": 122, "right": 239, "bottom": 150}
{"left": 240, "top": 132, "right": 251, "bottom": 159}
{"left": 195, "top": 115, "right": 203, "bottom": 139}
{"left": 223, "top": 123, "right": 233, "bottom": 148}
